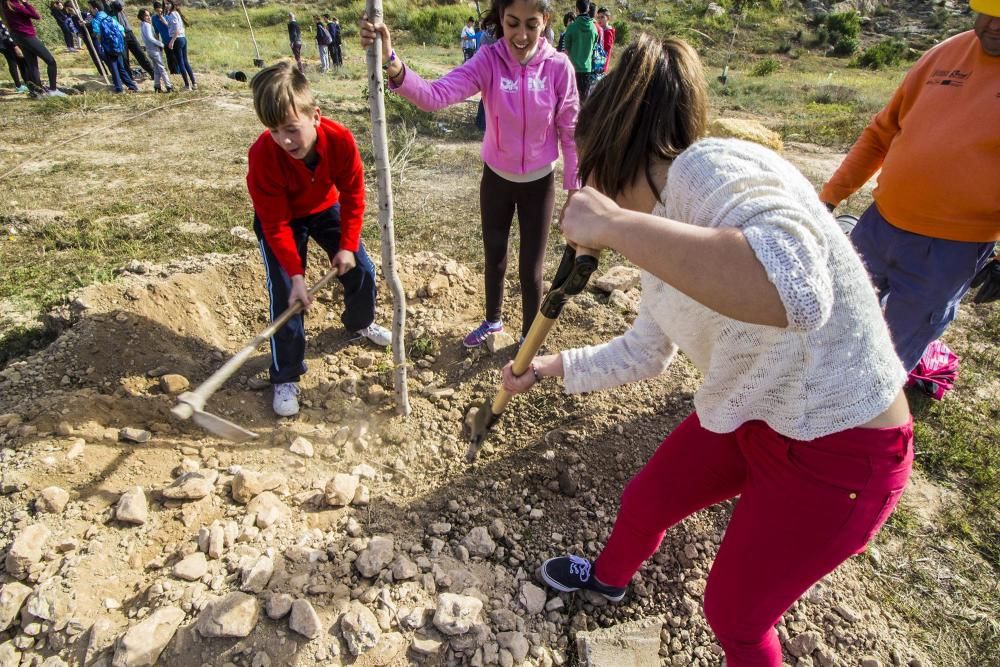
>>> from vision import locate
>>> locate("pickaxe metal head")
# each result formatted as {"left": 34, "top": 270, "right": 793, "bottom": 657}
{"left": 172, "top": 392, "right": 259, "bottom": 442}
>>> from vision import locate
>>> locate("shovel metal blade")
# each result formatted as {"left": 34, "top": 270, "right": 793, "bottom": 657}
{"left": 463, "top": 402, "right": 500, "bottom": 462}
{"left": 192, "top": 410, "right": 259, "bottom": 442}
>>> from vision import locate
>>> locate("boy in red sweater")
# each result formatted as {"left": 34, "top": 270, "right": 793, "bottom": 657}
{"left": 247, "top": 60, "right": 390, "bottom": 417}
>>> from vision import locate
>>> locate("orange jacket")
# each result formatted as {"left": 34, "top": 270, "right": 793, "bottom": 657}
{"left": 821, "top": 31, "right": 1000, "bottom": 242}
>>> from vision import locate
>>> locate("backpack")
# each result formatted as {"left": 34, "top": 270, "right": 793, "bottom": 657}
{"left": 98, "top": 15, "right": 125, "bottom": 56}
{"left": 591, "top": 33, "right": 607, "bottom": 72}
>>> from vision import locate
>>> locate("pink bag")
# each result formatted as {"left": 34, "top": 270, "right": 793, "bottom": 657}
{"left": 906, "top": 340, "right": 959, "bottom": 400}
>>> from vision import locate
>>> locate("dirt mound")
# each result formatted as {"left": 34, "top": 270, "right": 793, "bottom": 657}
{"left": 0, "top": 253, "right": 935, "bottom": 666}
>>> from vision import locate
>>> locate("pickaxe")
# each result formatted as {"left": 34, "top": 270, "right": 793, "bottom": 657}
{"left": 171, "top": 269, "right": 338, "bottom": 440}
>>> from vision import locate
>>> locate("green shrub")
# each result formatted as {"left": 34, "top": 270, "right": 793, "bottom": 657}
{"left": 612, "top": 20, "right": 631, "bottom": 46}
{"left": 853, "top": 37, "right": 907, "bottom": 69}
{"left": 254, "top": 7, "right": 290, "bottom": 28}
{"left": 402, "top": 5, "right": 472, "bottom": 46}
{"left": 750, "top": 57, "right": 780, "bottom": 77}
{"left": 825, "top": 11, "right": 860, "bottom": 41}
{"left": 832, "top": 35, "right": 859, "bottom": 56}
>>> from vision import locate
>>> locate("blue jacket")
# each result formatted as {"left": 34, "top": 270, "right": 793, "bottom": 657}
{"left": 151, "top": 13, "right": 170, "bottom": 43}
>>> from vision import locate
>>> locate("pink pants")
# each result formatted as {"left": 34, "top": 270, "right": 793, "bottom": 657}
{"left": 594, "top": 413, "right": 913, "bottom": 667}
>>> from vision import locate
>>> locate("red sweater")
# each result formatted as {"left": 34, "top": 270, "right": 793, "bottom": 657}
{"left": 6, "top": 1, "right": 40, "bottom": 37}
{"left": 247, "top": 117, "right": 366, "bottom": 277}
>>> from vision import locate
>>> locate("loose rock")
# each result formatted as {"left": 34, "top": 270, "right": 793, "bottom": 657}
{"left": 289, "top": 436, "right": 314, "bottom": 458}
{"left": 111, "top": 606, "right": 184, "bottom": 667}
{"left": 324, "top": 473, "right": 359, "bottom": 507}
{"left": 518, "top": 582, "right": 546, "bottom": 615}
{"left": 433, "top": 593, "right": 483, "bottom": 636}
{"left": 116, "top": 487, "right": 149, "bottom": 524}
{"left": 196, "top": 592, "right": 259, "bottom": 638}
{"left": 231, "top": 469, "right": 286, "bottom": 504}
{"left": 119, "top": 428, "right": 152, "bottom": 444}
{"left": 159, "top": 374, "right": 190, "bottom": 394}
{"left": 5, "top": 524, "right": 50, "bottom": 579}
{"left": 0, "top": 583, "right": 32, "bottom": 632}
{"left": 355, "top": 535, "right": 394, "bottom": 578}
{"left": 341, "top": 600, "right": 381, "bottom": 655}
{"left": 288, "top": 599, "right": 321, "bottom": 639}
{"left": 461, "top": 526, "right": 496, "bottom": 557}
{"left": 162, "top": 470, "right": 218, "bottom": 500}
{"left": 246, "top": 492, "right": 289, "bottom": 529}
{"left": 35, "top": 486, "right": 70, "bottom": 514}
{"left": 174, "top": 552, "right": 208, "bottom": 581}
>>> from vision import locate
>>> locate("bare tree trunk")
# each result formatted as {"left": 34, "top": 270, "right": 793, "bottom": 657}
{"left": 364, "top": 0, "right": 411, "bottom": 416}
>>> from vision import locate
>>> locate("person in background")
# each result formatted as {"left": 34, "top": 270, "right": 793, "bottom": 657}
{"left": 151, "top": 0, "right": 175, "bottom": 73}
{"left": 360, "top": 0, "right": 581, "bottom": 348}
{"left": 461, "top": 16, "right": 476, "bottom": 61}
{"left": 287, "top": 11, "right": 302, "bottom": 73}
{"left": 164, "top": 0, "right": 194, "bottom": 89}
{"left": 563, "top": 0, "right": 598, "bottom": 98}
{"left": 324, "top": 14, "right": 340, "bottom": 68}
{"left": 330, "top": 16, "right": 342, "bottom": 66}
{"left": 596, "top": 6, "right": 614, "bottom": 71}
{"left": 49, "top": 1, "right": 78, "bottom": 51}
{"left": 107, "top": 0, "right": 152, "bottom": 78}
{"left": 556, "top": 10, "right": 572, "bottom": 52}
{"left": 0, "top": 16, "right": 28, "bottom": 92}
{"left": 820, "top": 2, "right": 1000, "bottom": 372}
{"left": 138, "top": 7, "right": 170, "bottom": 92}
{"left": 69, "top": 2, "right": 103, "bottom": 72}
{"left": 89, "top": 0, "right": 137, "bottom": 92}
{"left": 314, "top": 14, "right": 331, "bottom": 72}
{"left": 2, "top": 0, "right": 66, "bottom": 95}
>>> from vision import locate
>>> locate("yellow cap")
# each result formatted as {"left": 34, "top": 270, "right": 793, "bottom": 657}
{"left": 971, "top": 0, "right": 1000, "bottom": 16}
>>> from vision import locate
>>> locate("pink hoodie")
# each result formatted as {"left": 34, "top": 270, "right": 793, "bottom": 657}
{"left": 390, "top": 37, "right": 580, "bottom": 190}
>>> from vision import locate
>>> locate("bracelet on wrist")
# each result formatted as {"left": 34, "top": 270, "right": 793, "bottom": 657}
{"left": 382, "top": 49, "right": 397, "bottom": 70}
{"left": 530, "top": 363, "right": 542, "bottom": 384}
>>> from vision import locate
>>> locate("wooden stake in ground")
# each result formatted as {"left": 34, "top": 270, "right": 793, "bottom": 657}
{"left": 364, "top": 0, "right": 411, "bottom": 416}
{"left": 67, "top": 0, "right": 110, "bottom": 84}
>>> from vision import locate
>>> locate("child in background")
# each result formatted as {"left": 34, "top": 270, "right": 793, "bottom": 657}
{"left": 138, "top": 8, "right": 171, "bottom": 92}
{"left": 246, "top": 60, "right": 392, "bottom": 417}
{"left": 504, "top": 34, "right": 913, "bottom": 667}
{"left": 314, "top": 15, "right": 331, "bottom": 72}
{"left": 164, "top": 0, "right": 194, "bottom": 89}
{"left": 88, "top": 0, "right": 136, "bottom": 92}
{"left": 460, "top": 16, "right": 476, "bottom": 61}
{"left": 49, "top": 1, "right": 78, "bottom": 51}
{"left": 151, "top": 0, "right": 175, "bottom": 73}
{"left": 596, "top": 6, "right": 614, "bottom": 71}
{"left": 324, "top": 14, "right": 339, "bottom": 68}
{"left": 287, "top": 11, "right": 302, "bottom": 73}
{"left": 360, "top": 0, "right": 581, "bottom": 348}
{"left": 0, "top": 16, "right": 28, "bottom": 92}
{"left": 2, "top": 0, "right": 66, "bottom": 95}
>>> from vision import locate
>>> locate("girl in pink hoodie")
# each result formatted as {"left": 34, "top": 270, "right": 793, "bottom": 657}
{"left": 361, "top": 0, "right": 580, "bottom": 348}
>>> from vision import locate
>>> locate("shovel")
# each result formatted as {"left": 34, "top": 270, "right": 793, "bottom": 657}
{"left": 171, "top": 269, "right": 339, "bottom": 441}
{"left": 464, "top": 245, "right": 599, "bottom": 462}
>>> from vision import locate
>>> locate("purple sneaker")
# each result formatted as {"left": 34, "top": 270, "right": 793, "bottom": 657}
{"left": 463, "top": 319, "right": 503, "bottom": 349}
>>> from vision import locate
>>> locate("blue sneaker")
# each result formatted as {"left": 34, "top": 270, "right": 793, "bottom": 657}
{"left": 536, "top": 555, "right": 627, "bottom": 602}
{"left": 463, "top": 319, "right": 503, "bottom": 349}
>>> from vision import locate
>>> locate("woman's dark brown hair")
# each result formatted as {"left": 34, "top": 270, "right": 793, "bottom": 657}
{"left": 576, "top": 33, "right": 708, "bottom": 202}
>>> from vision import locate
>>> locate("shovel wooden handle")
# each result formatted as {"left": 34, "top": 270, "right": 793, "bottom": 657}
{"left": 489, "top": 245, "right": 597, "bottom": 416}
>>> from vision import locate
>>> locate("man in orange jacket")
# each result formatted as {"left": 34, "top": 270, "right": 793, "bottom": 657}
{"left": 822, "top": 0, "right": 999, "bottom": 371}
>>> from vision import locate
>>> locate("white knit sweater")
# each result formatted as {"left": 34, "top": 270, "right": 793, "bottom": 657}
{"left": 561, "top": 139, "right": 906, "bottom": 441}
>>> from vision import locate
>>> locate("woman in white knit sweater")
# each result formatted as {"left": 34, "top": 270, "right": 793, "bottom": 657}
{"left": 503, "top": 35, "right": 912, "bottom": 667}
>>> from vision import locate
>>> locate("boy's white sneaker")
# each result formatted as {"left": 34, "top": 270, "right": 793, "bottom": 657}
{"left": 356, "top": 322, "right": 392, "bottom": 347}
{"left": 272, "top": 382, "right": 300, "bottom": 417}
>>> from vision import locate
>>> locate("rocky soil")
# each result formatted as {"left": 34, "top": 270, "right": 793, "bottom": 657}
{"left": 0, "top": 251, "right": 942, "bottom": 666}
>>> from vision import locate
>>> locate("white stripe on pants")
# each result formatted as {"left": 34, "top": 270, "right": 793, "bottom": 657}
{"left": 147, "top": 46, "right": 170, "bottom": 89}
